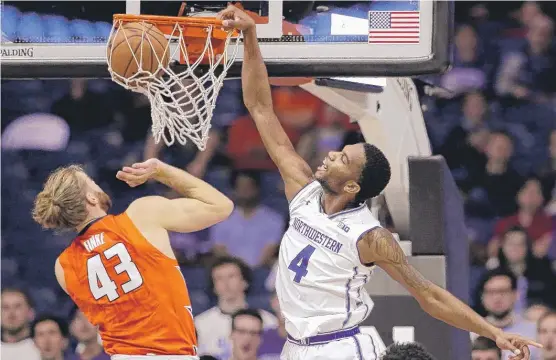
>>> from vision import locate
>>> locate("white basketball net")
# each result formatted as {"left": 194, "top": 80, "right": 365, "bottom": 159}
{"left": 107, "top": 19, "right": 239, "bottom": 150}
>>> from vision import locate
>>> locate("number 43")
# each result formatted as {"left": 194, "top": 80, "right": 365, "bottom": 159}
{"left": 288, "top": 245, "right": 316, "bottom": 283}
{"left": 87, "top": 243, "right": 143, "bottom": 301}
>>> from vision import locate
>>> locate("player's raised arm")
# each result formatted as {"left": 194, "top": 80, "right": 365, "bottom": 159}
{"left": 357, "top": 227, "right": 542, "bottom": 360}
{"left": 218, "top": 6, "right": 313, "bottom": 201}
{"left": 117, "top": 158, "right": 233, "bottom": 233}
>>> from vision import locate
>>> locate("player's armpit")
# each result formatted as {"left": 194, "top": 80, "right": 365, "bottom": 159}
{"left": 54, "top": 258, "right": 68, "bottom": 294}
{"left": 127, "top": 195, "right": 233, "bottom": 233}
{"left": 357, "top": 227, "right": 433, "bottom": 299}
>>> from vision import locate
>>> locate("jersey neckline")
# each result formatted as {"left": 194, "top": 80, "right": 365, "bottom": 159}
{"left": 77, "top": 216, "right": 106, "bottom": 237}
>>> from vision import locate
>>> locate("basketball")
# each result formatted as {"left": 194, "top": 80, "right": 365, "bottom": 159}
{"left": 107, "top": 22, "right": 170, "bottom": 80}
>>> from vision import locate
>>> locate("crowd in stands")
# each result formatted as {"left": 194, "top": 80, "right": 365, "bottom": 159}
{"left": 3, "top": 1, "right": 556, "bottom": 360}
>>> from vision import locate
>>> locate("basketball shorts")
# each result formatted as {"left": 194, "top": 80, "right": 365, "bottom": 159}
{"left": 280, "top": 330, "right": 382, "bottom": 360}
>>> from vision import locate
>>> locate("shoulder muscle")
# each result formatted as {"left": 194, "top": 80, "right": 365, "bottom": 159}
{"left": 358, "top": 227, "right": 432, "bottom": 296}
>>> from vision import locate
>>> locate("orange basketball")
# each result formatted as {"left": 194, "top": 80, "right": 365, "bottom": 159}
{"left": 107, "top": 22, "right": 170, "bottom": 80}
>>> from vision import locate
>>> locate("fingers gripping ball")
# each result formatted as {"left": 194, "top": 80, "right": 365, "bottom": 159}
{"left": 107, "top": 22, "right": 170, "bottom": 81}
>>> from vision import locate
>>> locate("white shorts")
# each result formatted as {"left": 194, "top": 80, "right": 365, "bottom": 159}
{"left": 111, "top": 356, "right": 198, "bottom": 360}
{"left": 280, "top": 332, "right": 380, "bottom": 360}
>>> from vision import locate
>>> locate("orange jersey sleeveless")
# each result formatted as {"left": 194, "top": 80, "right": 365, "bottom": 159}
{"left": 59, "top": 213, "right": 197, "bottom": 356}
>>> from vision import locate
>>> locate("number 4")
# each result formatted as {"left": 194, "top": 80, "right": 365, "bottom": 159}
{"left": 288, "top": 245, "right": 316, "bottom": 283}
{"left": 87, "top": 243, "right": 143, "bottom": 301}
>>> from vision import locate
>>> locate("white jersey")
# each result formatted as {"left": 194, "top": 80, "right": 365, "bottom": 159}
{"left": 276, "top": 181, "right": 380, "bottom": 340}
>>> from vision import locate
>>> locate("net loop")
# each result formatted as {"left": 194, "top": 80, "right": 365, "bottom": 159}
{"left": 106, "top": 15, "right": 240, "bottom": 150}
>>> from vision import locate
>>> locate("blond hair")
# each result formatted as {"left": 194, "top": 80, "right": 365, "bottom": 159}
{"left": 32, "top": 165, "right": 88, "bottom": 231}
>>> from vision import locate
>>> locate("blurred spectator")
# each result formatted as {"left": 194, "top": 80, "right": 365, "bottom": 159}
{"left": 229, "top": 309, "right": 264, "bottom": 360}
{"left": 226, "top": 114, "right": 301, "bottom": 171}
{"left": 296, "top": 104, "right": 351, "bottom": 170}
{"left": 272, "top": 87, "right": 320, "bottom": 132}
{"left": 120, "top": 94, "right": 152, "bottom": 144}
{"left": 465, "top": 131, "right": 523, "bottom": 218}
{"left": 440, "top": 25, "right": 493, "bottom": 97}
{"left": 472, "top": 336, "right": 501, "bottom": 360}
{"left": 226, "top": 87, "right": 318, "bottom": 171}
{"left": 474, "top": 269, "right": 539, "bottom": 359}
{"left": 209, "top": 171, "right": 285, "bottom": 267}
{"left": 537, "top": 311, "right": 556, "bottom": 360}
{"left": 1, "top": 113, "right": 70, "bottom": 151}
{"left": 169, "top": 231, "right": 208, "bottom": 265}
{"left": 31, "top": 315, "right": 74, "bottom": 360}
{"left": 440, "top": 92, "right": 491, "bottom": 177}
{"left": 51, "top": 80, "right": 114, "bottom": 136}
{"left": 195, "top": 257, "right": 277, "bottom": 359}
{"left": 496, "top": 14, "right": 556, "bottom": 104}
{"left": 489, "top": 178, "right": 553, "bottom": 257}
{"left": 540, "top": 130, "right": 556, "bottom": 214}
{"left": 505, "top": 1, "right": 544, "bottom": 38}
{"left": 144, "top": 128, "right": 223, "bottom": 179}
{"left": 1, "top": 288, "right": 40, "bottom": 360}
{"left": 258, "top": 292, "right": 286, "bottom": 360}
{"left": 68, "top": 308, "right": 109, "bottom": 360}
{"left": 486, "top": 226, "right": 556, "bottom": 310}
{"left": 525, "top": 302, "right": 551, "bottom": 323}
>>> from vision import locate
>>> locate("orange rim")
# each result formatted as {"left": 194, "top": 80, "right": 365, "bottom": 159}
{"left": 111, "top": 14, "right": 237, "bottom": 65}
{"left": 112, "top": 14, "right": 237, "bottom": 39}
{"left": 113, "top": 14, "right": 223, "bottom": 27}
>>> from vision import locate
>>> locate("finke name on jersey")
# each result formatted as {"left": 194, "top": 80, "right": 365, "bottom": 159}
{"left": 291, "top": 217, "right": 343, "bottom": 254}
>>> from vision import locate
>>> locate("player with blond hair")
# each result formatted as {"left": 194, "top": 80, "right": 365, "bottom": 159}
{"left": 32, "top": 158, "right": 233, "bottom": 358}
{"left": 218, "top": 5, "right": 542, "bottom": 360}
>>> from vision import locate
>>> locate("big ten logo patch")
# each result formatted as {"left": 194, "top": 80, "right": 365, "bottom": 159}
{"left": 337, "top": 221, "right": 350, "bottom": 233}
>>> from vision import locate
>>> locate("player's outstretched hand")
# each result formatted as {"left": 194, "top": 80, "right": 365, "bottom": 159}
{"left": 217, "top": 4, "right": 255, "bottom": 32}
{"left": 495, "top": 332, "right": 543, "bottom": 360}
{"left": 116, "top": 158, "right": 160, "bottom": 188}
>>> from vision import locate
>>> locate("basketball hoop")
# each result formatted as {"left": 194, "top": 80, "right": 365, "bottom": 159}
{"left": 107, "top": 13, "right": 239, "bottom": 150}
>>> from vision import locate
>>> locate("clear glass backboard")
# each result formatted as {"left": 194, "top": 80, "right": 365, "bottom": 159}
{"left": 1, "top": 1, "right": 452, "bottom": 79}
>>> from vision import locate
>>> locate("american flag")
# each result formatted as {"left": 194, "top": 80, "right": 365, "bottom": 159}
{"left": 368, "top": 11, "right": 420, "bottom": 44}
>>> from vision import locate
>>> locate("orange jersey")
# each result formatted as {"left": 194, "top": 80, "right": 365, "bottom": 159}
{"left": 59, "top": 213, "right": 197, "bottom": 356}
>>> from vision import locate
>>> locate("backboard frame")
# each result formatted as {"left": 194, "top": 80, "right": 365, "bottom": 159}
{"left": 1, "top": 1, "right": 452, "bottom": 79}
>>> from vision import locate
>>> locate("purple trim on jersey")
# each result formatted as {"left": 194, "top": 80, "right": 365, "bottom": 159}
{"left": 357, "top": 274, "right": 368, "bottom": 301}
{"left": 355, "top": 226, "right": 381, "bottom": 267}
{"left": 343, "top": 267, "right": 359, "bottom": 327}
{"left": 353, "top": 335, "right": 363, "bottom": 360}
{"left": 357, "top": 273, "right": 370, "bottom": 324}
{"left": 286, "top": 326, "right": 360, "bottom": 346}
{"left": 317, "top": 192, "right": 368, "bottom": 219}
{"left": 288, "top": 180, "right": 316, "bottom": 207}
{"left": 328, "top": 202, "right": 367, "bottom": 219}
{"left": 367, "top": 333, "right": 378, "bottom": 359}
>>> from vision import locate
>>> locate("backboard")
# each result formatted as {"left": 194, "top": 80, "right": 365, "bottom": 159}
{"left": 1, "top": 1, "right": 452, "bottom": 79}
